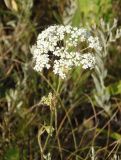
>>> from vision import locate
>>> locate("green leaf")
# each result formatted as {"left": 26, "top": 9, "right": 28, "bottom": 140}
{"left": 97, "top": 128, "right": 121, "bottom": 140}
{"left": 44, "top": 126, "right": 54, "bottom": 136}
{"left": 107, "top": 80, "right": 121, "bottom": 96}
{"left": 71, "top": 0, "right": 81, "bottom": 27}
{"left": 4, "top": 0, "right": 18, "bottom": 11}
{"left": 4, "top": 147, "right": 19, "bottom": 160}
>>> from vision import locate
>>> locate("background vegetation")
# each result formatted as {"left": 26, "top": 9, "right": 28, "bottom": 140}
{"left": 0, "top": 0, "right": 121, "bottom": 159}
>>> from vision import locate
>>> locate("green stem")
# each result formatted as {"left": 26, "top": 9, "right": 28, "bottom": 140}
{"left": 40, "top": 74, "right": 78, "bottom": 157}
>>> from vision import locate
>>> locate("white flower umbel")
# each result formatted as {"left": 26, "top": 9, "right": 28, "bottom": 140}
{"left": 31, "top": 25, "right": 102, "bottom": 79}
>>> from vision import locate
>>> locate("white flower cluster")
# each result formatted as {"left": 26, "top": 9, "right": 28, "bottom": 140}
{"left": 31, "top": 25, "right": 102, "bottom": 79}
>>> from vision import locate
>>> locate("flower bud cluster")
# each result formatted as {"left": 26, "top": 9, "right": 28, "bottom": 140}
{"left": 31, "top": 25, "right": 102, "bottom": 79}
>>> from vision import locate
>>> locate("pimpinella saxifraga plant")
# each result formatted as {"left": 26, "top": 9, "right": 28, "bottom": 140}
{"left": 31, "top": 25, "right": 102, "bottom": 159}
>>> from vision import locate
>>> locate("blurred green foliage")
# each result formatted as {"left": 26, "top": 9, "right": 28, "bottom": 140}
{"left": 4, "top": 147, "right": 19, "bottom": 160}
{"left": 72, "top": 0, "right": 113, "bottom": 26}
{"left": 0, "top": 0, "right": 121, "bottom": 159}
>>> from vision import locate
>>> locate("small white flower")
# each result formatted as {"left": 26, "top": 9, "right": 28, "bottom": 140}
{"left": 31, "top": 25, "right": 101, "bottom": 79}
{"left": 88, "top": 36, "right": 102, "bottom": 51}
{"left": 81, "top": 53, "right": 96, "bottom": 69}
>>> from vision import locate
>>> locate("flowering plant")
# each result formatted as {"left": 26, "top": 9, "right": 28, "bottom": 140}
{"left": 31, "top": 25, "right": 102, "bottom": 79}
